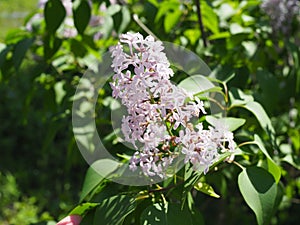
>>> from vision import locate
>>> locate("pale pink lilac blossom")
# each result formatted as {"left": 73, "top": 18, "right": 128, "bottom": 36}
{"left": 110, "top": 32, "right": 235, "bottom": 177}
{"left": 56, "top": 215, "right": 82, "bottom": 225}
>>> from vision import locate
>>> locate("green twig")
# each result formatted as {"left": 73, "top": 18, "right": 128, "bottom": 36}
{"left": 232, "top": 160, "right": 245, "bottom": 170}
{"left": 238, "top": 141, "right": 255, "bottom": 148}
{"left": 133, "top": 14, "right": 159, "bottom": 40}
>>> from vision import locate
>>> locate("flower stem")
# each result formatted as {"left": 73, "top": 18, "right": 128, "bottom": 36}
{"left": 133, "top": 14, "right": 159, "bottom": 40}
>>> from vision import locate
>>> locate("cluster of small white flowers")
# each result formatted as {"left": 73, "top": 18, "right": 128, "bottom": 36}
{"left": 261, "top": 0, "right": 299, "bottom": 35}
{"left": 177, "top": 123, "right": 235, "bottom": 174}
{"left": 110, "top": 32, "right": 235, "bottom": 178}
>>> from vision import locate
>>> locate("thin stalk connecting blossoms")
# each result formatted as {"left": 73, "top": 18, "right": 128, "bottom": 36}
{"left": 110, "top": 32, "right": 235, "bottom": 178}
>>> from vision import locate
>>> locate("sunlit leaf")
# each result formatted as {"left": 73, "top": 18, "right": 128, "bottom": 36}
{"left": 178, "top": 75, "right": 215, "bottom": 96}
{"left": 238, "top": 167, "right": 277, "bottom": 225}
{"left": 243, "top": 102, "right": 275, "bottom": 136}
{"left": 242, "top": 41, "right": 257, "bottom": 58}
{"left": 206, "top": 116, "right": 246, "bottom": 132}
{"left": 229, "top": 23, "right": 252, "bottom": 34}
{"left": 164, "top": 10, "right": 182, "bottom": 33}
{"left": 69, "top": 203, "right": 99, "bottom": 216}
{"left": 208, "top": 32, "right": 230, "bottom": 40}
{"left": 107, "top": 4, "right": 121, "bottom": 15}
{"left": 194, "top": 182, "right": 220, "bottom": 198}
{"left": 155, "top": 1, "right": 177, "bottom": 23}
{"left": 201, "top": 0, "right": 219, "bottom": 34}
{"left": 184, "top": 29, "right": 200, "bottom": 45}
{"left": 229, "top": 87, "right": 254, "bottom": 106}
{"left": 80, "top": 159, "right": 120, "bottom": 202}
{"left": 4, "top": 29, "right": 31, "bottom": 44}
{"left": 216, "top": 3, "right": 236, "bottom": 21}
{"left": 54, "top": 81, "right": 66, "bottom": 105}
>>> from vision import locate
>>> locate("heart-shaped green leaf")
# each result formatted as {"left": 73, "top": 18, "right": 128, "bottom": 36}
{"left": 238, "top": 166, "right": 277, "bottom": 225}
{"left": 73, "top": 0, "right": 91, "bottom": 34}
{"left": 45, "top": 0, "right": 66, "bottom": 34}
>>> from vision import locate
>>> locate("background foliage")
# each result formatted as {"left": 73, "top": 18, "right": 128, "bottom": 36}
{"left": 0, "top": 0, "right": 299, "bottom": 224}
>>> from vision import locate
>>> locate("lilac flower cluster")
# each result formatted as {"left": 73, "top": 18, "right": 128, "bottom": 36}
{"left": 177, "top": 122, "right": 235, "bottom": 174}
{"left": 261, "top": 0, "right": 299, "bottom": 35}
{"left": 110, "top": 33, "right": 235, "bottom": 177}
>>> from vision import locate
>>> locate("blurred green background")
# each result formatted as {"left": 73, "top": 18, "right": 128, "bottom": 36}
{"left": 0, "top": 0, "right": 37, "bottom": 41}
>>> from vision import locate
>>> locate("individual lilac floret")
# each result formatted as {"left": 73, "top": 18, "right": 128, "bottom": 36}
{"left": 110, "top": 32, "right": 235, "bottom": 177}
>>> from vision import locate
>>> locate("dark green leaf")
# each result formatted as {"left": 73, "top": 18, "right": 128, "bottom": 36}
{"left": 43, "top": 35, "right": 63, "bottom": 60}
{"left": 140, "top": 202, "right": 193, "bottom": 225}
{"left": 253, "top": 135, "right": 281, "bottom": 183}
{"left": 13, "top": 38, "right": 34, "bottom": 70}
{"left": 255, "top": 69, "right": 279, "bottom": 113}
{"left": 0, "top": 44, "right": 10, "bottom": 68}
{"left": 94, "top": 195, "right": 136, "bottom": 225}
{"left": 70, "top": 38, "right": 87, "bottom": 57}
{"left": 45, "top": 0, "right": 66, "bottom": 34}
{"left": 73, "top": 0, "right": 91, "bottom": 34}
{"left": 229, "top": 88, "right": 275, "bottom": 138}
{"left": 80, "top": 208, "right": 97, "bottom": 225}
{"left": 191, "top": 209, "right": 205, "bottom": 225}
